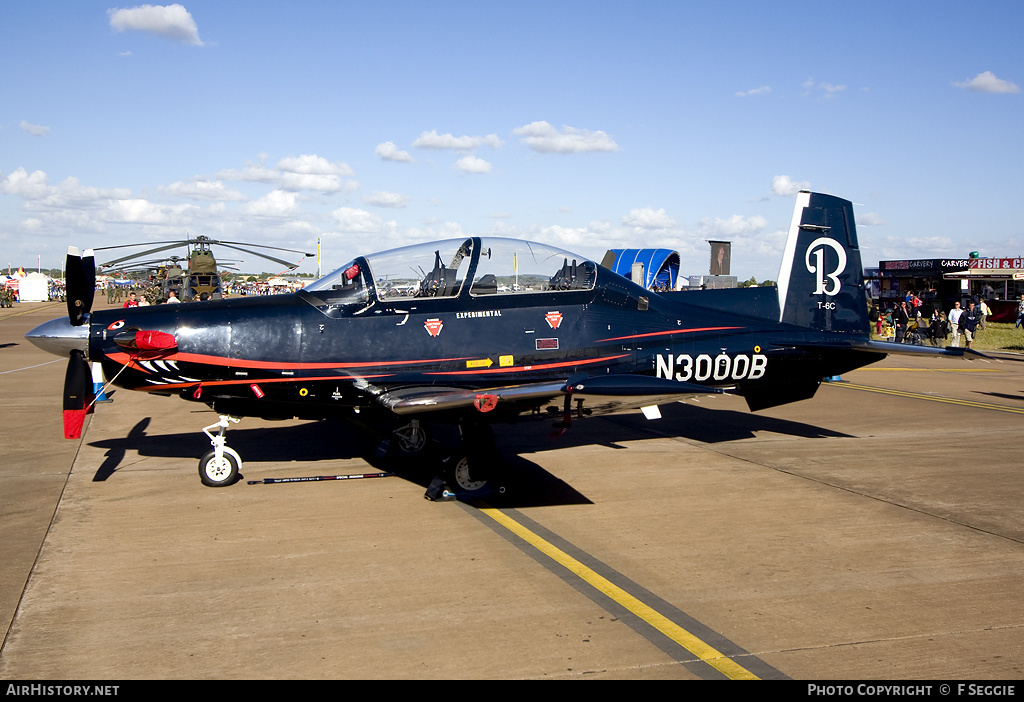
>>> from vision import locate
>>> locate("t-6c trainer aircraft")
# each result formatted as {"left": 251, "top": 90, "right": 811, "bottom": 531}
{"left": 26, "top": 192, "right": 973, "bottom": 497}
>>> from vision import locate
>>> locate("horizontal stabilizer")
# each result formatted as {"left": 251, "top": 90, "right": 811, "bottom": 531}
{"left": 851, "top": 339, "right": 981, "bottom": 358}
{"left": 774, "top": 336, "right": 990, "bottom": 360}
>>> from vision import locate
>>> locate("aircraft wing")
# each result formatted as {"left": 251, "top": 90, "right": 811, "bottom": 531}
{"left": 376, "top": 374, "right": 723, "bottom": 416}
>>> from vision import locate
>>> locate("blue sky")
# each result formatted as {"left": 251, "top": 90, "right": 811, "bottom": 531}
{"left": 1, "top": 1, "right": 1021, "bottom": 281}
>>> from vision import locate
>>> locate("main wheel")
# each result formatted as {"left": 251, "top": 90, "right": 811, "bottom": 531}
{"left": 445, "top": 453, "right": 491, "bottom": 495}
{"left": 198, "top": 449, "right": 240, "bottom": 487}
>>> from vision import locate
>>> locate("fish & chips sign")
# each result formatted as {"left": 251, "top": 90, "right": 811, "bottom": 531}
{"left": 969, "top": 258, "right": 1024, "bottom": 270}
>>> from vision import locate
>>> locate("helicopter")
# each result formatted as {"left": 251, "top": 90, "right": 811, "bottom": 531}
{"left": 94, "top": 236, "right": 314, "bottom": 301}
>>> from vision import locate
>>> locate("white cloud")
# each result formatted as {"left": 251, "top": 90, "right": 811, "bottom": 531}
{"left": 413, "top": 130, "right": 502, "bottom": 151}
{"left": 331, "top": 206, "right": 396, "bottom": 234}
{"left": 108, "top": 4, "right": 204, "bottom": 46}
{"left": 802, "top": 78, "right": 847, "bottom": 98}
{"left": 454, "top": 155, "right": 492, "bottom": 174}
{"left": 513, "top": 121, "right": 619, "bottom": 154}
{"left": 163, "top": 178, "right": 247, "bottom": 201}
{"left": 363, "top": 191, "right": 410, "bottom": 208}
{"left": 277, "top": 154, "right": 352, "bottom": 176}
{"left": 279, "top": 172, "right": 344, "bottom": 192}
{"left": 953, "top": 71, "right": 1021, "bottom": 94}
{"left": 375, "top": 141, "right": 414, "bottom": 162}
{"left": 105, "top": 198, "right": 182, "bottom": 224}
{"left": 277, "top": 154, "right": 353, "bottom": 191}
{"left": 622, "top": 207, "right": 676, "bottom": 230}
{"left": 857, "top": 212, "right": 885, "bottom": 226}
{"left": 0, "top": 168, "right": 52, "bottom": 199}
{"left": 215, "top": 162, "right": 279, "bottom": 184}
{"left": 735, "top": 86, "right": 771, "bottom": 97}
{"left": 697, "top": 214, "right": 768, "bottom": 237}
{"left": 0, "top": 168, "right": 133, "bottom": 208}
{"left": 216, "top": 155, "right": 355, "bottom": 192}
{"left": 241, "top": 190, "right": 298, "bottom": 216}
{"left": 771, "top": 175, "right": 811, "bottom": 197}
{"left": 19, "top": 121, "right": 50, "bottom": 136}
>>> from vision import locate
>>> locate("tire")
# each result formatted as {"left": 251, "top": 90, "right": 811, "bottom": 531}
{"left": 445, "top": 453, "right": 490, "bottom": 495}
{"left": 198, "top": 449, "right": 240, "bottom": 487}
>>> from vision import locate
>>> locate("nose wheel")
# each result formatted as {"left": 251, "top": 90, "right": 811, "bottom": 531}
{"left": 199, "top": 415, "right": 242, "bottom": 487}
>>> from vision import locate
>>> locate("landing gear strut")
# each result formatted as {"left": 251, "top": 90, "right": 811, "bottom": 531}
{"left": 391, "top": 419, "right": 427, "bottom": 455}
{"left": 199, "top": 415, "right": 242, "bottom": 487}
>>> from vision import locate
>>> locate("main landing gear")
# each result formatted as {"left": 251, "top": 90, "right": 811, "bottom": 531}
{"left": 198, "top": 415, "right": 242, "bottom": 487}
{"left": 383, "top": 419, "right": 506, "bottom": 501}
{"left": 390, "top": 419, "right": 428, "bottom": 456}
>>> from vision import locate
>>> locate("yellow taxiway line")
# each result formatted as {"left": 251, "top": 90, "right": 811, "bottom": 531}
{"left": 831, "top": 382, "right": 1024, "bottom": 415}
{"left": 477, "top": 505, "right": 760, "bottom": 680}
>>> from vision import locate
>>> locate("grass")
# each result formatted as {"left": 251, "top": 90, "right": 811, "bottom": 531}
{"left": 871, "top": 321, "right": 1024, "bottom": 352}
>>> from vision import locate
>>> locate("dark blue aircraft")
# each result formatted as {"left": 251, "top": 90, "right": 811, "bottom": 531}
{"left": 27, "top": 192, "right": 971, "bottom": 497}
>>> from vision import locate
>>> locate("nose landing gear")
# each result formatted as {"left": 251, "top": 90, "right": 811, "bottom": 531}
{"left": 198, "top": 415, "right": 242, "bottom": 487}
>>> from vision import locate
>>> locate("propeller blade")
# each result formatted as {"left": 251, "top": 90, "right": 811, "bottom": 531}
{"left": 65, "top": 247, "right": 96, "bottom": 326}
{"left": 63, "top": 349, "right": 93, "bottom": 439}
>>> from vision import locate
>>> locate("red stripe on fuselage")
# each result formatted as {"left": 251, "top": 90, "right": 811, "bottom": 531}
{"left": 596, "top": 326, "right": 743, "bottom": 343}
{"left": 104, "top": 350, "right": 474, "bottom": 372}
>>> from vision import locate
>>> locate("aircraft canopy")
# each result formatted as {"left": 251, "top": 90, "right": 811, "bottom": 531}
{"left": 307, "top": 237, "right": 598, "bottom": 301}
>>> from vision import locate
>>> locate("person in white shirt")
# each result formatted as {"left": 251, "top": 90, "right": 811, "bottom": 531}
{"left": 166, "top": 290, "right": 180, "bottom": 303}
{"left": 948, "top": 301, "right": 963, "bottom": 347}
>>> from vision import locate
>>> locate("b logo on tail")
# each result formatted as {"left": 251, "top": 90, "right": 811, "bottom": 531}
{"left": 805, "top": 237, "right": 848, "bottom": 296}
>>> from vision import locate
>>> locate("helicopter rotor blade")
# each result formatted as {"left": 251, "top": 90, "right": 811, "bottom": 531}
{"left": 212, "top": 243, "right": 305, "bottom": 269}
{"left": 92, "top": 240, "right": 187, "bottom": 252}
{"left": 215, "top": 240, "right": 315, "bottom": 257}
{"left": 98, "top": 243, "right": 191, "bottom": 269}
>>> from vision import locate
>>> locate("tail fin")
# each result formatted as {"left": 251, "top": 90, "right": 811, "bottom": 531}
{"left": 776, "top": 191, "right": 869, "bottom": 335}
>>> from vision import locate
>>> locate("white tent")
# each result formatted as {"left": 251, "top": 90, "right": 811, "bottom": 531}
{"left": 19, "top": 272, "right": 49, "bottom": 302}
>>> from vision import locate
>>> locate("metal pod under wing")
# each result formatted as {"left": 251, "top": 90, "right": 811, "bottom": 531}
{"left": 377, "top": 374, "right": 723, "bottom": 416}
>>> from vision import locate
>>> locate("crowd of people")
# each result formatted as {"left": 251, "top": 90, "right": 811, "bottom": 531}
{"left": 873, "top": 291, "right": 1023, "bottom": 349}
